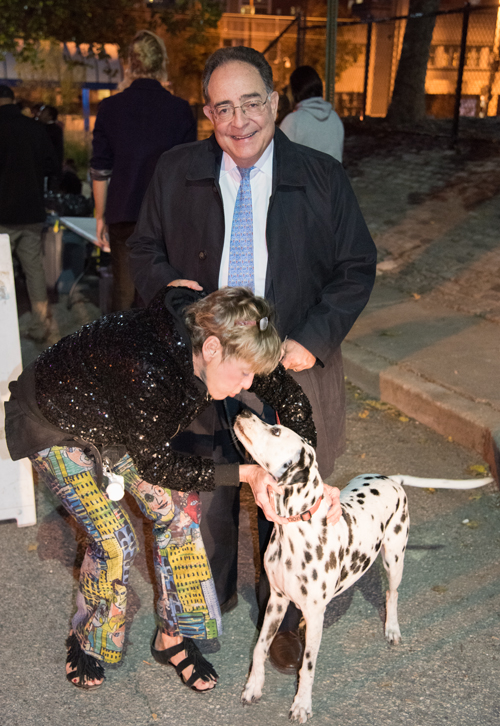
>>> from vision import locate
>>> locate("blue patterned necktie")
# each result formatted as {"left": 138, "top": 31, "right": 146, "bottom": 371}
{"left": 228, "top": 166, "right": 255, "bottom": 292}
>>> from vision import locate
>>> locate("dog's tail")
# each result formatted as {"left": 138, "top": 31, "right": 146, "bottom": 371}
{"left": 389, "top": 475, "right": 493, "bottom": 490}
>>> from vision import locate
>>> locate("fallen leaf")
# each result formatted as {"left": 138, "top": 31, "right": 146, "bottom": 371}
{"left": 432, "top": 585, "right": 448, "bottom": 594}
{"left": 467, "top": 464, "right": 488, "bottom": 476}
{"left": 465, "top": 520, "right": 479, "bottom": 529}
{"left": 359, "top": 410, "right": 370, "bottom": 419}
{"left": 412, "top": 293, "right": 421, "bottom": 300}
{"left": 360, "top": 453, "right": 366, "bottom": 459}
{"left": 365, "top": 399, "right": 390, "bottom": 410}
{"left": 447, "top": 436, "right": 454, "bottom": 443}
{"left": 469, "top": 492, "right": 483, "bottom": 501}
{"left": 426, "top": 488, "right": 436, "bottom": 494}
{"left": 399, "top": 415, "right": 410, "bottom": 422}
{"left": 27, "top": 543, "right": 38, "bottom": 552}
{"left": 143, "top": 660, "right": 152, "bottom": 665}
{"left": 379, "top": 329, "right": 401, "bottom": 337}
{"left": 152, "top": 715, "right": 158, "bottom": 721}
{"left": 378, "top": 682, "right": 392, "bottom": 688}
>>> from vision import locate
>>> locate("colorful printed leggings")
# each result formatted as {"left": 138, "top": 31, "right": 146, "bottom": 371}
{"left": 30, "top": 446, "right": 222, "bottom": 664}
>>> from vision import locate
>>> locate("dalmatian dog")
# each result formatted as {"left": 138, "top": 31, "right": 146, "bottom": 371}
{"left": 234, "top": 409, "right": 492, "bottom": 723}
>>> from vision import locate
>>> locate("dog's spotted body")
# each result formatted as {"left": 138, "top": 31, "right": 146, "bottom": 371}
{"left": 234, "top": 410, "right": 492, "bottom": 723}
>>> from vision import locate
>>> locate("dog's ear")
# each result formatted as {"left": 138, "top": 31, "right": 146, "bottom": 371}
{"left": 278, "top": 446, "right": 315, "bottom": 485}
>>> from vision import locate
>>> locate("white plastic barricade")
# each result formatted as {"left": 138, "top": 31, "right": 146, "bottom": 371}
{"left": 0, "top": 233, "right": 36, "bottom": 527}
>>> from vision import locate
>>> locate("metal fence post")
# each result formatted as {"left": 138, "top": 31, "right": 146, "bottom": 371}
{"left": 452, "top": 2, "right": 470, "bottom": 144}
{"left": 296, "top": 11, "right": 305, "bottom": 67}
{"left": 362, "top": 22, "right": 373, "bottom": 119}
{"left": 325, "top": 0, "right": 339, "bottom": 105}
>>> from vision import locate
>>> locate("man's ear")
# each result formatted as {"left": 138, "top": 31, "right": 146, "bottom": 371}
{"left": 270, "top": 90, "right": 280, "bottom": 120}
{"left": 201, "top": 335, "right": 222, "bottom": 363}
{"left": 203, "top": 105, "right": 214, "bottom": 123}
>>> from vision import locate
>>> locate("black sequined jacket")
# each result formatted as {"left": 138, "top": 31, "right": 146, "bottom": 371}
{"left": 6, "top": 287, "right": 317, "bottom": 492}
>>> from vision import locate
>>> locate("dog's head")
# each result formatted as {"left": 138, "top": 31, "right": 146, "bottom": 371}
{"left": 234, "top": 409, "right": 317, "bottom": 485}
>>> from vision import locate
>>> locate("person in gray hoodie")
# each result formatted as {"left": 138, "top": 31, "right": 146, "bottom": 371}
{"left": 280, "top": 65, "right": 344, "bottom": 163}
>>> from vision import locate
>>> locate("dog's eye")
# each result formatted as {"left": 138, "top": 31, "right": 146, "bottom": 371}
{"left": 271, "top": 427, "right": 281, "bottom": 437}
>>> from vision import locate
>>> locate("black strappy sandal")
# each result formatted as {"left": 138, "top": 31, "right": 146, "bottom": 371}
{"left": 66, "top": 632, "right": 106, "bottom": 690}
{"left": 150, "top": 629, "right": 218, "bottom": 692}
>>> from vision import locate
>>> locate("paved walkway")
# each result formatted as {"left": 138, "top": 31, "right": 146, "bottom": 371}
{"left": 342, "top": 129, "right": 500, "bottom": 483}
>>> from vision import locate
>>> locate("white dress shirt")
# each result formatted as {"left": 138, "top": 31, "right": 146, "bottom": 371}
{"left": 218, "top": 140, "right": 274, "bottom": 297}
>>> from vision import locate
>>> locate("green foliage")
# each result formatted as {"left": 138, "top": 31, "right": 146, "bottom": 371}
{"left": 152, "top": 1, "right": 224, "bottom": 104}
{"left": 0, "top": 0, "right": 141, "bottom": 62}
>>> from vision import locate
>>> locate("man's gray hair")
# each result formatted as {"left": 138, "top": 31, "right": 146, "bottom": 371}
{"left": 202, "top": 46, "right": 274, "bottom": 103}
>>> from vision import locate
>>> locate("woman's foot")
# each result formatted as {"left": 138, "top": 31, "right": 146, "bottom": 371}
{"left": 66, "top": 632, "right": 105, "bottom": 689}
{"left": 153, "top": 630, "right": 217, "bottom": 691}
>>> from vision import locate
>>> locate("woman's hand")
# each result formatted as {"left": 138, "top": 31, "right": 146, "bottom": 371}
{"left": 167, "top": 279, "right": 203, "bottom": 291}
{"left": 239, "top": 464, "right": 288, "bottom": 525}
{"left": 323, "top": 483, "right": 342, "bottom": 526}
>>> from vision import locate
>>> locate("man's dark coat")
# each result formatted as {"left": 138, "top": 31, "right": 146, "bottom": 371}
{"left": 128, "top": 128, "right": 377, "bottom": 475}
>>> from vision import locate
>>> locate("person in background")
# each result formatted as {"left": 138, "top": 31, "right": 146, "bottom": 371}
{"left": 0, "top": 84, "right": 56, "bottom": 342}
{"left": 90, "top": 29, "right": 197, "bottom": 313}
{"left": 31, "top": 102, "right": 43, "bottom": 120}
{"left": 280, "top": 65, "right": 344, "bottom": 163}
{"left": 39, "top": 105, "right": 64, "bottom": 189}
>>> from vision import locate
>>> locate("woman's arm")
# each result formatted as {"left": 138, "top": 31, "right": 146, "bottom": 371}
{"left": 250, "top": 364, "right": 317, "bottom": 448}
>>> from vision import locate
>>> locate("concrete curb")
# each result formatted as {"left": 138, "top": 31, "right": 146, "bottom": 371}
{"left": 342, "top": 339, "right": 500, "bottom": 484}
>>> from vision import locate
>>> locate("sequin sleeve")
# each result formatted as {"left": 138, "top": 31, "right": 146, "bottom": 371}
{"left": 34, "top": 304, "right": 224, "bottom": 493}
{"left": 250, "top": 364, "right": 317, "bottom": 447}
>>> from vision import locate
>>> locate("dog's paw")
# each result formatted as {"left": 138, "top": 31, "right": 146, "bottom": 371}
{"left": 385, "top": 624, "right": 401, "bottom": 644}
{"left": 241, "top": 680, "right": 263, "bottom": 705}
{"left": 289, "top": 698, "right": 312, "bottom": 723}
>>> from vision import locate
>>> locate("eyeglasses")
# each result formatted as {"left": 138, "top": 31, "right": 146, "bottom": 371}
{"left": 210, "top": 96, "right": 270, "bottom": 122}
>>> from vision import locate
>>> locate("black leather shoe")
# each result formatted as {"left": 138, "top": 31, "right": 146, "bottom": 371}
{"left": 219, "top": 591, "right": 238, "bottom": 615}
{"left": 268, "top": 630, "right": 304, "bottom": 675}
{"left": 194, "top": 637, "right": 221, "bottom": 654}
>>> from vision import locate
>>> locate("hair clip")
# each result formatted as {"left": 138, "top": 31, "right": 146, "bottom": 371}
{"left": 235, "top": 317, "right": 269, "bottom": 331}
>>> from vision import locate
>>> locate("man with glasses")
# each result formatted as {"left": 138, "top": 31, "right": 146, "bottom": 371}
{"left": 128, "top": 46, "right": 376, "bottom": 673}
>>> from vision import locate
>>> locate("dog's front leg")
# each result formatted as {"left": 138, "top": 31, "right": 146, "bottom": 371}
{"left": 289, "top": 608, "right": 325, "bottom": 723}
{"left": 241, "top": 590, "right": 289, "bottom": 705}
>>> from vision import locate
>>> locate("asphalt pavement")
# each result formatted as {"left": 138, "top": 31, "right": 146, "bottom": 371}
{"left": 342, "top": 127, "right": 500, "bottom": 484}
{"left": 1, "top": 382, "right": 499, "bottom": 726}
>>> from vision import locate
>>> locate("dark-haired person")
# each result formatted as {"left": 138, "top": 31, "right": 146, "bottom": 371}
{"left": 0, "top": 84, "right": 56, "bottom": 342}
{"left": 39, "top": 104, "right": 64, "bottom": 188}
{"left": 128, "top": 46, "right": 376, "bottom": 673}
{"left": 90, "top": 29, "right": 196, "bottom": 312}
{"left": 4, "top": 286, "right": 327, "bottom": 691}
{"left": 280, "top": 65, "right": 344, "bottom": 162}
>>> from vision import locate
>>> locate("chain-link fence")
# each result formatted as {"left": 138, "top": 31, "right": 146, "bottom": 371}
{"left": 262, "top": 3, "right": 500, "bottom": 139}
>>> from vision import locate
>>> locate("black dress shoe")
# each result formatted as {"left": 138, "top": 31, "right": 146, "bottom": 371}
{"left": 268, "top": 630, "right": 304, "bottom": 675}
{"left": 193, "top": 637, "right": 221, "bottom": 654}
{"left": 219, "top": 591, "right": 238, "bottom": 615}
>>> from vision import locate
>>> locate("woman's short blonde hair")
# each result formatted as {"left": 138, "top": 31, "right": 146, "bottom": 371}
{"left": 184, "top": 288, "right": 282, "bottom": 375}
{"left": 120, "top": 30, "right": 168, "bottom": 89}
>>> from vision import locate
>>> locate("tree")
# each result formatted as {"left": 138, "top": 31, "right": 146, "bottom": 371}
{"left": 386, "top": 0, "right": 441, "bottom": 125}
{"left": 0, "top": 0, "right": 142, "bottom": 63}
{"left": 151, "top": 1, "right": 224, "bottom": 103}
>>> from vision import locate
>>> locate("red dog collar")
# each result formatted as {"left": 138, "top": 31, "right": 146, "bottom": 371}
{"left": 286, "top": 494, "right": 324, "bottom": 523}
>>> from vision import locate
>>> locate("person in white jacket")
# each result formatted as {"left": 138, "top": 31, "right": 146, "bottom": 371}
{"left": 280, "top": 65, "right": 344, "bottom": 163}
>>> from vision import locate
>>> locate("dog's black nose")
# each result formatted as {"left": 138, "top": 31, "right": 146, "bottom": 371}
{"left": 239, "top": 408, "right": 252, "bottom": 419}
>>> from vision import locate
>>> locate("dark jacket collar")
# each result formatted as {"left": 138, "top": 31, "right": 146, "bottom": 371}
{"left": 126, "top": 78, "right": 170, "bottom": 93}
{"left": 185, "top": 127, "right": 305, "bottom": 189}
